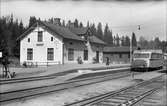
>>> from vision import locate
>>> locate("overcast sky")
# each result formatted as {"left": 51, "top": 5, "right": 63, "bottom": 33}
{"left": 0, "top": 0, "right": 166, "bottom": 41}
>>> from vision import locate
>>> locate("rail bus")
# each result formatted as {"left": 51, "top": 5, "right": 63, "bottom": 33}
{"left": 163, "top": 53, "right": 167, "bottom": 70}
{"left": 132, "top": 50, "right": 163, "bottom": 71}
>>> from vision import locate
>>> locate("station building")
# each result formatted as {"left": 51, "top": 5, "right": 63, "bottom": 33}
{"left": 103, "top": 46, "right": 136, "bottom": 64}
{"left": 17, "top": 19, "right": 105, "bottom": 65}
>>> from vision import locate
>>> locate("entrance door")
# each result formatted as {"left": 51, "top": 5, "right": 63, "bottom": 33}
{"left": 96, "top": 51, "right": 99, "bottom": 63}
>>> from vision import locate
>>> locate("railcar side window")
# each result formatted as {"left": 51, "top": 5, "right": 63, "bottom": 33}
{"left": 133, "top": 53, "right": 149, "bottom": 58}
{"left": 151, "top": 53, "right": 162, "bottom": 59}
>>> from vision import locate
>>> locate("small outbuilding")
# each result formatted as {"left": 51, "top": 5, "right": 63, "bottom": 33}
{"left": 103, "top": 46, "right": 136, "bottom": 64}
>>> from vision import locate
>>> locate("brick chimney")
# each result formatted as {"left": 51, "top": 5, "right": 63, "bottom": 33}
{"left": 53, "top": 18, "right": 61, "bottom": 26}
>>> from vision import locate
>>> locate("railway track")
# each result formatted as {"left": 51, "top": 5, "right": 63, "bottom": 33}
{"left": 64, "top": 74, "right": 166, "bottom": 106}
{"left": 0, "top": 69, "right": 135, "bottom": 104}
{"left": 0, "top": 66, "right": 130, "bottom": 85}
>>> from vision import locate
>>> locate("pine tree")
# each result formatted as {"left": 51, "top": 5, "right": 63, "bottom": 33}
{"left": 74, "top": 19, "right": 79, "bottom": 27}
{"left": 62, "top": 20, "right": 65, "bottom": 27}
{"left": 29, "top": 16, "right": 37, "bottom": 27}
{"left": 121, "top": 36, "right": 125, "bottom": 46}
{"left": 103, "top": 24, "right": 113, "bottom": 45}
{"left": 115, "top": 34, "right": 120, "bottom": 46}
{"left": 87, "top": 21, "right": 90, "bottom": 28}
{"left": 96, "top": 22, "right": 103, "bottom": 40}
{"left": 125, "top": 36, "right": 130, "bottom": 46}
{"left": 132, "top": 32, "right": 137, "bottom": 46}
{"left": 79, "top": 22, "right": 83, "bottom": 28}
{"left": 90, "top": 23, "right": 96, "bottom": 36}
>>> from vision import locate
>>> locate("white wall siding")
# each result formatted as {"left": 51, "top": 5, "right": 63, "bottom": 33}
{"left": 20, "top": 26, "right": 63, "bottom": 65}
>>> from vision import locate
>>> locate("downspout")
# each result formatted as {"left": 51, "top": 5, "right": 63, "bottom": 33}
{"left": 62, "top": 43, "right": 64, "bottom": 65}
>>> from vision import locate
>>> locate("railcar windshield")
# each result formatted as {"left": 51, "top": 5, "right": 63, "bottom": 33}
{"left": 133, "top": 53, "right": 150, "bottom": 58}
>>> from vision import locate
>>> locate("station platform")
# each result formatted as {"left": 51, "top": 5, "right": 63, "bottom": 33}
{"left": 0, "top": 65, "right": 130, "bottom": 93}
{"left": 0, "top": 63, "right": 130, "bottom": 79}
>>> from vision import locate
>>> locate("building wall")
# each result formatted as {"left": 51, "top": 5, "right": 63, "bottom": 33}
{"left": 20, "top": 26, "right": 63, "bottom": 65}
{"left": 63, "top": 39, "right": 103, "bottom": 63}
{"left": 103, "top": 52, "right": 130, "bottom": 64}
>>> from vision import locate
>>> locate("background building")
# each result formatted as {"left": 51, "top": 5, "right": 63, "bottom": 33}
{"left": 103, "top": 46, "right": 136, "bottom": 64}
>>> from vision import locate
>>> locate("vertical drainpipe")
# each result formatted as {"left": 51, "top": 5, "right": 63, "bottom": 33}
{"left": 62, "top": 42, "right": 64, "bottom": 65}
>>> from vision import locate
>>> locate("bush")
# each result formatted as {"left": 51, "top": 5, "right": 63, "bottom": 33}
{"left": 92, "top": 57, "right": 97, "bottom": 64}
{"left": 77, "top": 56, "right": 83, "bottom": 64}
{"left": 23, "top": 61, "right": 27, "bottom": 68}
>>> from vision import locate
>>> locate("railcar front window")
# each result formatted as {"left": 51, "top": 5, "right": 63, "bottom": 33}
{"left": 133, "top": 53, "right": 149, "bottom": 58}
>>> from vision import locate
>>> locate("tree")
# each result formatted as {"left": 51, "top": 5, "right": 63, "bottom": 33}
{"left": 121, "top": 36, "right": 125, "bottom": 46}
{"left": 138, "top": 36, "right": 148, "bottom": 49}
{"left": 90, "top": 23, "right": 96, "bottom": 36}
{"left": 79, "top": 22, "right": 83, "bottom": 28}
{"left": 115, "top": 34, "right": 120, "bottom": 46}
{"left": 19, "top": 20, "right": 24, "bottom": 34}
{"left": 28, "top": 16, "right": 37, "bottom": 27}
{"left": 87, "top": 21, "right": 90, "bottom": 28}
{"left": 154, "top": 37, "right": 161, "bottom": 49}
{"left": 103, "top": 24, "right": 113, "bottom": 45}
{"left": 124, "top": 36, "right": 130, "bottom": 46}
{"left": 74, "top": 19, "right": 79, "bottom": 27}
{"left": 62, "top": 20, "right": 65, "bottom": 27}
{"left": 107, "top": 30, "right": 113, "bottom": 45}
{"left": 132, "top": 32, "right": 137, "bottom": 46}
{"left": 96, "top": 22, "right": 103, "bottom": 40}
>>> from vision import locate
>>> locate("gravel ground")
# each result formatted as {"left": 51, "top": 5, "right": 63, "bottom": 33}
{"left": 2, "top": 71, "right": 165, "bottom": 106}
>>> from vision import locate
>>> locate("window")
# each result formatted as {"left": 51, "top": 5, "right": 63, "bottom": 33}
{"left": 27, "top": 48, "right": 33, "bottom": 60}
{"left": 47, "top": 48, "right": 54, "bottom": 60}
{"left": 84, "top": 50, "right": 88, "bottom": 60}
{"left": 133, "top": 53, "right": 149, "bottom": 58}
{"left": 38, "top": 31, "right": 43, "bottom": 42}
{"left": 28, "top": 38, "right": 30, "bottom": 42}
{"left": 69, "top": 42, "right": 73, "bottom": 45}
{"left": 151, "top": 53, "right": 162, "bottom": 59}
{"left": 119, "top": 54, "right": 122, "bottom": 58}
{"left": 68, "top": 48, "right": 74, "bottom": 61}
{"left": 51, "top": 37, "right": 53, "bottom": 41}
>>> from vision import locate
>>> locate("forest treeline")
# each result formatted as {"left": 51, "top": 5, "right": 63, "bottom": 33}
{"left": 0, "top": 15, "right": 167, "bottom": 57}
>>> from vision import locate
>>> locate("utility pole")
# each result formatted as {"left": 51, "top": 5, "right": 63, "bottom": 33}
{"left": 130, "top": 32, "right": 134, "bottom": 79}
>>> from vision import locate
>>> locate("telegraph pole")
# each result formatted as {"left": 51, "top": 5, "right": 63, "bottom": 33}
{"left": 130, "top": 32, "right": 134, "bottom": 79}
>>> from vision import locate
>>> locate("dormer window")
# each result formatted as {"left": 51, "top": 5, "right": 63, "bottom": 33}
{"left": 38, "top": 31, "right": 43, "bottom": 42}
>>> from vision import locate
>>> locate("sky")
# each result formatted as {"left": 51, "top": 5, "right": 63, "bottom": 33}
{"left": 0, "top": 0, "right": 167, "bottom": 41}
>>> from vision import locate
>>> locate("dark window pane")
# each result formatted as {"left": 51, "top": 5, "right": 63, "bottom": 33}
{"left": 84, "top": 50, "right": 88, "bottom": 60}
{"left": 47, "top": 48, "right": 54, "bottom": 60}
{"left": 68, "top": 48, "right": 74, "bottom": 61}
{"left": 27, "top": 48, "right": 33, "bottom": 60}
{"left": 51, "top": 37, "right": 53, "bottom": 41}
{"left": 38, "top": 31, "right": 43, "bottom": 42}
{"left": 28, "top": 38, "right": 30, "bottom": 42}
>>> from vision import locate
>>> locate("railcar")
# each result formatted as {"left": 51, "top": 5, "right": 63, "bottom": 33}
{"left": 132, "top": 50, "right": 163, "bottom": 71}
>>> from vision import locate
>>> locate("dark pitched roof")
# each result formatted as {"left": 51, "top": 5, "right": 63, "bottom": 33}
{"left": 69, "top": 27, "right": 88, "bottom": 35}
{"left": 17, "top": 21, "right": 105, "bottom": 45}
{"left": 42, "top": 22, "right": 83, "bottom": 41}
{"left": 104, "top": 46, "right": 137, "bottom": 52}
{"left": 89, "top": 36, "right": 105, "bottom": 44}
